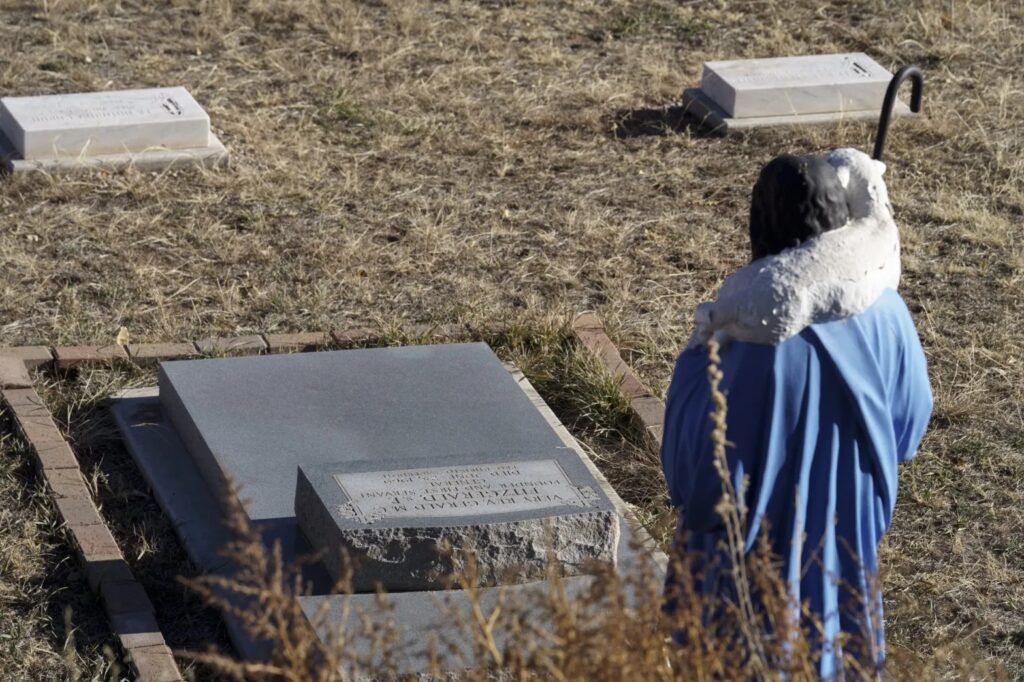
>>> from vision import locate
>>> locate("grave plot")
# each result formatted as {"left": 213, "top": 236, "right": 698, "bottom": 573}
{"left": 110, "top": 341, "right": 662, "bottom": 672}
{"left": 0, "top": 87, "right": 228, "bottom": 174}
{"left": 682, "top": 53, "right": 913, "bottom": 132}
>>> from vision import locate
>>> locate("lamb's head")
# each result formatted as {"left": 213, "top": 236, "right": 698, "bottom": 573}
{"left": 826, "top": 147, "right": 892, "bottom": 221}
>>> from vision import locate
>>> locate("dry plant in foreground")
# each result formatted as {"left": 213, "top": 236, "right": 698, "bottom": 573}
{"left": 179, "top": 341, "right": 981, "bottom": 681}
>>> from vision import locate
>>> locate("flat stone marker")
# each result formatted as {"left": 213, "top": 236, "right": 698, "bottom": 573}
{"left": 682, "top": 53, "right": 912, "bottom": 132}
{"left": 1, "top": 87, "right": 209, "bottom": 159}
{"left": 0, "top": 87, "right": 228, "bottom": 173}
{"left": 703, "top": 53, "right": 891, "bottom": 118}
{"left": 296, "top": 459, "right": 617, "bottom": 591}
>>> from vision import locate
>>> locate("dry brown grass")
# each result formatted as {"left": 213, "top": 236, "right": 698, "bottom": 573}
{"left": 0, "top": 0, "right": 1021, "bottom": 677}
{"left": 0, "top": 364, "right": 235, "bottom": 680}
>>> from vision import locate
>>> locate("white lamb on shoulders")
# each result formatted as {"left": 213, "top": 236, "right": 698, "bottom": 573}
{"left": 689, "top": 147, "right": 901, "bottom": 348}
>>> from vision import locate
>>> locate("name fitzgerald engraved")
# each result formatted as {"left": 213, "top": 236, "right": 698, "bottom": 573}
{"left": 333, "top": 461, "right": 598, "bottom": 523}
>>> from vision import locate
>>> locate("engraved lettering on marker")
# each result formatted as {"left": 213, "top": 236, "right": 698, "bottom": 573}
{"left": 21, "top": 91, "right": 189, "bottom": 125}
{"left": 332, "top": 461, "right": 596, "bottom": 524}
{"left": 162, "top": 96, "right": 183, "bottom": 116}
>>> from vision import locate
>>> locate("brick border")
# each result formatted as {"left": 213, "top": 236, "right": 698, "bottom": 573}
{"left": 0, "top": 383, "right": 182, "bottom": 681}
{"left": 0, "top": 323, "right": 495, "bottom": 376}
{"left": 0, "top": 322, "right": 503, "bottom": 680}
{"left": 572, "top": 314, "right": 665, "bottom": 451}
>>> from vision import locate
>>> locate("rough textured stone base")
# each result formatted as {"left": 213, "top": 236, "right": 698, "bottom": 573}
{"left": 298, "top": 466, "right": 620, "bottom": 591}
{"left": 682, "top": 87, "right": 913, "bottom": 133}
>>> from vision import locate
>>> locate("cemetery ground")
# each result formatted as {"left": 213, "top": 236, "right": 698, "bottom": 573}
{"left": 0, "top": 0, "right": 1020, "bottom": 679}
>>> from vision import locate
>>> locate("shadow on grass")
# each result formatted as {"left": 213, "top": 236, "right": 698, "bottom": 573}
{"left": 612, "top": 104, "right": 723, "bottom": 139}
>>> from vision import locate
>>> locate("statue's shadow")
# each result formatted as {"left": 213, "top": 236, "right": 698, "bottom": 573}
{"left": 612, "top": 103, "right": 722, "bottom": 139}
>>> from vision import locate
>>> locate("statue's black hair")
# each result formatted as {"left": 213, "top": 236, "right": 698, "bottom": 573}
{"left": 748, "top": 154, "right": 850, "bottom": 260}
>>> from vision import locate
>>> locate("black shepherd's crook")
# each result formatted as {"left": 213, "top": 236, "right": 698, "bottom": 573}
{"left": 872, "top": 65, "right": 923, "bottom": 161}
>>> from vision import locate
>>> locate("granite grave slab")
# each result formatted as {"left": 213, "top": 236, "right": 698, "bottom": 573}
{"left": 0, "top": 87, "right": 228, "bottom": 173}
{"left": 110, "top": 348, "right": 663, "bottom": 671}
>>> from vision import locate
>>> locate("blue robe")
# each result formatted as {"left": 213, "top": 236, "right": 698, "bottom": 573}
{"left": 661, "top": 289, "right": 932, "bottom": 678}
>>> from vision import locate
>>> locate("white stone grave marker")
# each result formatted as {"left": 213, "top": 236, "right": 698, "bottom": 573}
{"left": 682, "top": 53, "right": 912, "bottom": 132}
{"left": 0, "top": 87, "right": 228, "bottom": 173}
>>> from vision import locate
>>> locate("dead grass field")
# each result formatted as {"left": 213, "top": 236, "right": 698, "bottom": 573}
{"left": 0, "top": 0, "right": 1022, "bottom": 678}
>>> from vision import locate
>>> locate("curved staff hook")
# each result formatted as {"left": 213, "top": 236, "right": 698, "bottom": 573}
{"left": 872, "top": 65, "right": 923, "bottom": 161}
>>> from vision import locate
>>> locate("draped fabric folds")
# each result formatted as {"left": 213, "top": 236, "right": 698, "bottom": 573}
{"left": 661, "top": 289, "right": 932, "bottom": 678}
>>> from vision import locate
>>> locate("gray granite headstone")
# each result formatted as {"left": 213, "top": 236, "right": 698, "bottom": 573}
{"left": 296, "top": 459, "right": 617, "bottom": 591}
{"left": 158, "top": 343, "right": 620, "bottom": 592}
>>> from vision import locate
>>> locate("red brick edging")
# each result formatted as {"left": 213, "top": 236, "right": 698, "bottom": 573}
{"left": 0, "top": 323, "right": 486, "bottom": 376}
{"left": 1, "top": 384, "right": 181, "bottom": 681}
{"left": 572, "top": 314, "right": 665, "bottom": 450}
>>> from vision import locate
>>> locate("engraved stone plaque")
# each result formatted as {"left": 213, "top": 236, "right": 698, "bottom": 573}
{"left": 0, "top": 87, "right": 211, "bottom": 159}
{"left": 701, "top": 53, "right": 892, "bottom": 118}
{"left": 333, "top": 461, "right": 598, "bottom": 524}
{"left": 296, "top": 458, "right": 618, "bottom": 592}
